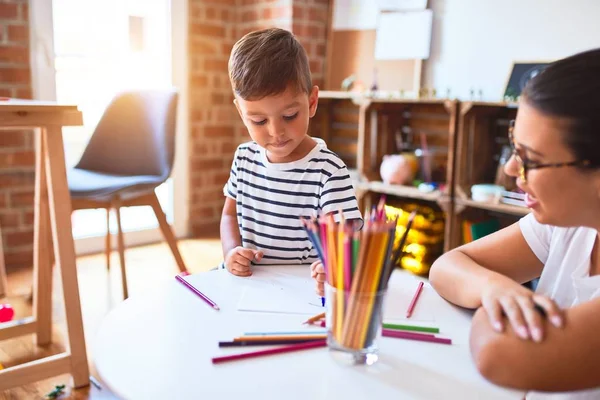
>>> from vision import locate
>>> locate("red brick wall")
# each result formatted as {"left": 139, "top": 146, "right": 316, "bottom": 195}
{"left": 291, "top": 0, "right": 329, "bottom": 88}
{"left": 0, "top": 0, "right": 34, "bottom": 268}
{"left": 188, "top": 0, "right": 331, "bottom": 237}
{"left": 188, "top": 0, "right": 237, "bottom": 236}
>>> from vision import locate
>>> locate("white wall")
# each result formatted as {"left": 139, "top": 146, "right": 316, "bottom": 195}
{"left": 424, "top": 0, "right": 600, "bottom": 101}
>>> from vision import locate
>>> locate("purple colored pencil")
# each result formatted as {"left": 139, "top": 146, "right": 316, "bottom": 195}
{"left": 175, "top": 274, "right": 220, "bottom": 310}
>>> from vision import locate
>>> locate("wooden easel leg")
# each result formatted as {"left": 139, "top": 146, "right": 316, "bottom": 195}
{"left": 33, "top": 128, "right": 52, "bottom": 346}
{"left": 44, "top": 126, "right": 89, "bottom": 388}
{"left": 148, "top": 192, "right": 187, "bottom": 273}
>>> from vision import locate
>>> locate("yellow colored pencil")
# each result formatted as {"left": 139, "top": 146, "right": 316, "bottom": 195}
{"left": 356, "top": 226, "right": 392, "bottom": 348}
{"left": 335, "top": 211, "right": 345, "bottom": 340}
{"left": 340, "top": 220, "right": 372, "bottom": 349}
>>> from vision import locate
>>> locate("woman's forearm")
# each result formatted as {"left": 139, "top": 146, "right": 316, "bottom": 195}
{"left": 429, "top": 250, "right": 504, "bottom": 309}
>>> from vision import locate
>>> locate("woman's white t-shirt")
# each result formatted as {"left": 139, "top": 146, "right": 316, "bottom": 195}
{"left": 519, "top": 213, "right": 600, "bottom": 400}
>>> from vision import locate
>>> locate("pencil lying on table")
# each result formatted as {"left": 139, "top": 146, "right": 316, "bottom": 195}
{"left": 212, "top": 340, "right": 327, "bottom": 364}
{"left": 219, "top": 339, "right": 322, "bottom": 347}
{"left": 302, "top": 312, "right": 325, "bottom": 325}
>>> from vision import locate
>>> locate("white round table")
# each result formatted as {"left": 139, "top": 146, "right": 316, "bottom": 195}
{"left": 94, "top": 265, "right": 523, "bottom": 400}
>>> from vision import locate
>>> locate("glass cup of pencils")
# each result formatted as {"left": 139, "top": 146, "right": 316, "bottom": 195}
{"left": 325, "top": 283, "right": 386, "bottom": 364}
{"left": 301, "top": 207, "right": 403, "bottom": 365}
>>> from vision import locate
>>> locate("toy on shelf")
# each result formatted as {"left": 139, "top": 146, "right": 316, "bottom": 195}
{"left": 471, "top": 184, "right": 505, "bottom": 203}
{"left": 0, "top": 303, "right": 14, "bottom": 323}
{"left": 379, "top": 154, "right": 419, "bottom": 185}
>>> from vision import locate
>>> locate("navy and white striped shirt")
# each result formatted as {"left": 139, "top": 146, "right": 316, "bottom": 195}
{"left": 223, "top": 139, "right": 362, "bottom": 265}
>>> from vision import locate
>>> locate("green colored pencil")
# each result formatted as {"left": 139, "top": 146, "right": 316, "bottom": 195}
{"left": 352, "top": 231, "right": 360, "bottom": 274}
{"left": 382, "top": 323, "right": 440, "bottom": 334}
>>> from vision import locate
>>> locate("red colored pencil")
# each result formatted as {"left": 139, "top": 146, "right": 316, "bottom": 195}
{"left": 406, "top": 281, "right": 424, "bottom": 318}
{"left": 175, "top": 274, "right": 220, "bottom": 310}
{"left": 211, "top": 339, "right": 326, "bottom": 364}
{"left": 383, "top": 329, "right": 451, "bottom": 345}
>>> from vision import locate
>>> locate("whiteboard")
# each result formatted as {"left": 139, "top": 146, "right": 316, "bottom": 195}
{"left": 376, "top": 0, "right": 427, "bottom": 11}
{"left": 333, "top": 0, "right": 379, "bottom": 30}
{"left": 375, "top": 10, "right": 433, "bottom": 60}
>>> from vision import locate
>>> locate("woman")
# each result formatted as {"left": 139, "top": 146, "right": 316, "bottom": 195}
{"left": 430, "top": 48, "right": 600, "bottom": 399}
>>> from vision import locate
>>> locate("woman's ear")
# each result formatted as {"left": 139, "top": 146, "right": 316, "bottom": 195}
{"left": 308, "top": 85, "right": 319, "bottom": 118}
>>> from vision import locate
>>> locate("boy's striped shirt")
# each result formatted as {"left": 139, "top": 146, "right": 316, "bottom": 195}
{"left": 224, "top": 139, "right": 362, "bottom": 265}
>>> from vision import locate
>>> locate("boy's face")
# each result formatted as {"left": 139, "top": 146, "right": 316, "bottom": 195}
{"left": 234, "top": 85, "right": 319, "bottom": 163}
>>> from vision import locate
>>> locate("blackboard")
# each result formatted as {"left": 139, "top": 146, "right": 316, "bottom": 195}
{"left": 504, "top": 62, "right": 549, "bottom": 98}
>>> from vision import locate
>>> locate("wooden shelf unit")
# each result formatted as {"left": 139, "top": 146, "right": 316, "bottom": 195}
{"left": 355, "top": 97, "right": 458, "bottom": 252}
{"left": 448, "top": 101, "right": 527, "bottom": 249}
{"left": 312, "top": 92, "right": 530, "bottom": 257}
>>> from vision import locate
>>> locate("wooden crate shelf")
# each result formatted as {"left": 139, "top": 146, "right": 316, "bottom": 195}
{"left": 312, "top": 91, "right": 528, "bottom": 256}
{"left": 355, "top": 181, "right": 443, "bottom": 203}
{"left": 456, "top": 198, "right": 530, "bottom": 217}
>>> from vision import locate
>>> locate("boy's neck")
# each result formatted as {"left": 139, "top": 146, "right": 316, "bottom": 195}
{"left": 266, "top": 136, "right": 316, "bottom": 164}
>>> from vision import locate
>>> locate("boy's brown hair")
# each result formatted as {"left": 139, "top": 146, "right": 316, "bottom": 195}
{"left": 228, "top": 28, "right": 312, "bottom": 100}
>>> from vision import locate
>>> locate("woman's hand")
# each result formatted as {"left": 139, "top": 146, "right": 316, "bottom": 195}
{"left": 310, "top": 260, "right": 326, "bottom": 297}
{"left": 481, "top": 275, "right": 563, "bottom": 342}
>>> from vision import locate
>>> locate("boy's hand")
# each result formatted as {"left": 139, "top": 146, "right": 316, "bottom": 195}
{"left": 225, "top": 247, "right": 263, "bottom": 277}
{"left": 310, "top": 260, "right": 326, "bottom": 297}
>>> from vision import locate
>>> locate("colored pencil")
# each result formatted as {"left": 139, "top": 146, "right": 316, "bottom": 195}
{"left": 352, "top": 231, "right": 360, "bottom": 274}
{"left": 302, "top": 312, "right": 325, "bottom": 325}
{"left": 381, "top": 328, "right": 435, "bottom": 338}
{"left": 175, "top": 274, "right": 219, "bottom": 310}
{"left": 219, "top": 339, "right": 322, "bottom": 347}
{"left": 243, "top": 330, "right": 326, "bottom": 336}
{"left": 356, "top": 227, "right": 390, "bottom": 348}
{"left": 343, "top": 227, "right": 352, "bottom": 293}
{"left": 382, "top": 323, "right": 439, "bottom": 334}
{"left": 383, "top": 329, "right": 451, "bottom": 345}
{"left": 234, "top": 334, "right": 327, "bottom": 342}
{"left": 211, "top": 340, "right": 327, "bottom": 364}
{"left": 406, "top": 281, "right": 424, "bottom": 318}
{"left": 335, "top": 213, "right": 345, "bottom": 339}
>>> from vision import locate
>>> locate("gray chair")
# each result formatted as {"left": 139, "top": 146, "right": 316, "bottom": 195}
{"left": 68, "top": 89, "right": 187, "bottom": 299}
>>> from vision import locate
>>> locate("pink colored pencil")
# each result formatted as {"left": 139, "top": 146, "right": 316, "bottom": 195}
{"left": 211, "top": 339, "right": 326, "bottom": 364}
{"left": 344, "top": 229, "right": 352, "bottom": 290}
{"left": 382, "top": 328, "right": 434, "bottom": 339}
{"left": 406, "top": 281, "right": 424, "bottom": 318}
{"left": 383, "top": 329, "right": 451, "bottom": 345}
{"left": 175, "top": 274, "right": 220, "bottom": 310}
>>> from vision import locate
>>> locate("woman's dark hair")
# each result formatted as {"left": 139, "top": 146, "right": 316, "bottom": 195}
{"left": 522, "top": 48, "right": 600, "bottom": 167}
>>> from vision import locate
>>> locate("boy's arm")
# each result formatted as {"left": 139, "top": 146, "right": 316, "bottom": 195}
{"left": 220, "top": 197, "right": 241, "bottom": 258}
{"left": 470, "top": 296, "right": 600, "bottom": 392}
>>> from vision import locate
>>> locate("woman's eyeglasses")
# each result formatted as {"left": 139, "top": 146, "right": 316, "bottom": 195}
{"left": 508, "top": 120, "right": 590, "bottom": 183}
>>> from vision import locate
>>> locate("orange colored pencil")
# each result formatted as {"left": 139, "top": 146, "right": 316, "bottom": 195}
{"left": 302, "top": 312, "right": 325, "bottom": 325}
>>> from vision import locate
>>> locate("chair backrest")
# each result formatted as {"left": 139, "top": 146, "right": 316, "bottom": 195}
{"left": 75, "top": 89, "right": 178, "bottom": 179}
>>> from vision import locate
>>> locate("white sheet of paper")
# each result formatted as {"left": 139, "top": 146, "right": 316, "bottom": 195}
{"left": 237, "top": 284, "right": 324, "bottom": 315}
{"left": 236, "top": 268, "right": 324, "bottom": 315}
